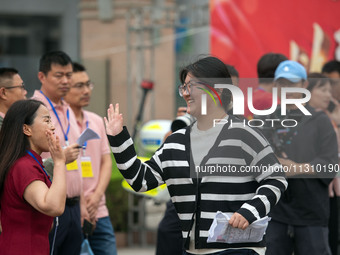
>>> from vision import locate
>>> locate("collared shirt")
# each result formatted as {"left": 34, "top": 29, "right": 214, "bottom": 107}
{"left": 77, "top": 110, "right": 111, "bottom": 219}
{"left": 32, "top": 90, "right": 82, "bottom": 198}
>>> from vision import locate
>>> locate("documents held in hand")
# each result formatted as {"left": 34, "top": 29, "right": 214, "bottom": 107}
{"left": 207, "top": 211, "right": 270, "bottom": 244}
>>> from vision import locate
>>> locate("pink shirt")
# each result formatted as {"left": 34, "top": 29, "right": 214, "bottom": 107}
{"left": 77, "top": 110, "right": 111, "bottom": 218}
{"left": 32, "top": 90, "right": 82, "bottom": 198}
{"left": 0, "top": 112, "right": 5, "bottom": 119}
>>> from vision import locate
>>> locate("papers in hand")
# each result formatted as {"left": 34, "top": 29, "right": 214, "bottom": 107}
{"left": 207, "top": 211, "right": 270, "bottom": 244}
{"left": 77, "top": 128, "right": 100, "bottom": 146}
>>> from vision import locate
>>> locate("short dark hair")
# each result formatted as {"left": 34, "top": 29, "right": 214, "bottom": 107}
{"left": 0, "top": 99, "right": 45, "bottom": 201}
{"left": 72, "top": 62, "right": 86, "bottom": 73}
{"left": 307, "top": 73, "right": 330, "bottom": 91}
{"left": 322, "top": 60, "right": 340, "bottom": 75}
{"left": 225, "top": 64, "right": 239, "bottom": 79}
{"left": 0, "top": 68, "right": 19, "bottom": 87}
{"left": 39, "top": 51, "right": 72, "bottom": 75}
{"left": 257, "top": 53, "right": 288, "bottom": 83}
{"left": 179, "top": 56, "right": 233, "bottom": 112}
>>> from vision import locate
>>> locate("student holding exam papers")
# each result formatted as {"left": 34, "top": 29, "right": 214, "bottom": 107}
{"left": 105, "top": 56, "right": 288, "bottom": 255}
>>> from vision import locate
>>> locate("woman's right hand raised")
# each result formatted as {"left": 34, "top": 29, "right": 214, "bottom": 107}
{"left": 104, "top": 103, "right": 124, "bottom": 136}
{"left": 46, "top": 130, "right": 66, "bottom": 165}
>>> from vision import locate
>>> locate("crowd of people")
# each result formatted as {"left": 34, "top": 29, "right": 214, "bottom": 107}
{"left": 0, "top": 52, "right": 117, "bottom": 255}
{"left": 0, "top": 49, "right": 339, "bottom": 255}
{"left": 153, "top": 55, "right": 340, "bottom": 255}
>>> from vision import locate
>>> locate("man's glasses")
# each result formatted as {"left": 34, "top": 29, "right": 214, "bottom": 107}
{"left": 178, "top": 80, "right": 205, "bottom": 97}
{"left": 72, "top": 81, "right": 94, "bottom": 90}
{"left": 5, "top": 83, "right": 25, "bottom": 90}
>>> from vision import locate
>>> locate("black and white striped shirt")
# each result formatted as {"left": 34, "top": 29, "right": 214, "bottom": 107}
{"left": 108, "top": 116, "right": 287, "bottom": 249}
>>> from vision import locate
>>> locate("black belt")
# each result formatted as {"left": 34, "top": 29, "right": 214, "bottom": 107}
{"left": 66, "top": 196, "right": 80, "bottom": 206}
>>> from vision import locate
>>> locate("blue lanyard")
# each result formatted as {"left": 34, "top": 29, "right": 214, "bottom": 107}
{"left": 26, "top": 150, "right": 52, "bottom": 183}
{"left": 82, "top": 113, "right": 89, "bottom": 149}
{"left": 40, "top": 90, "right": 70, "bottom": 145}
{"left": 27, "top": 149, "right": 59, "bottom": 255}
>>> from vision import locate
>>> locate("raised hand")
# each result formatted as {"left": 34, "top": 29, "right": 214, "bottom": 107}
{"left": 104, "top": 103, "right": 124, "bottom": 136}
{"left": 46, "top": 130, "right": 65, "bottom": 165}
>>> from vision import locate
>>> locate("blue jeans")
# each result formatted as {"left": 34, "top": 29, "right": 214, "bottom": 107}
{"left": 183, "top": 249, "right": 258, "bottom": 255}
{"left": 86, "top": 216, "right": 117, "bottom": 255}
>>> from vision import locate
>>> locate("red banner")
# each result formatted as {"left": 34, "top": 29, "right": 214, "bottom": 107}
{"left": 210, "top": 0, "right": 340, "bottom": 81}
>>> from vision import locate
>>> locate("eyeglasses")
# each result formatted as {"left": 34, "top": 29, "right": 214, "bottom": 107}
{"left": 5, "top": 84, "right": 25, "bottom": 90}
{"left": 178, "top": 80, "right": 205, "bottom": 97}
{"left": 71, "top": 81, "right": 94, "bottom": 90}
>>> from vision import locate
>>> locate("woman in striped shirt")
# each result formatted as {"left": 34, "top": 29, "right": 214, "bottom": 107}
{"left": 105, "top": 56, "right": 287, "bottom": 255}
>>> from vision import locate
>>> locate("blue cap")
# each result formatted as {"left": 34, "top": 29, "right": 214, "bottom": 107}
{"left": 274, "top": 60, "right": 307, "bottom": 82}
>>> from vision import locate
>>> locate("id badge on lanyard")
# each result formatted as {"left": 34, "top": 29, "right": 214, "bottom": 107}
{"left": 65, "top": 141, "right": 79, "bottom": 171}
{"left": 66, "top": 160, "right": 78, "bottom": 171}
{"left": 81, "top": 156, "right": 94, "bottom": 178}
{"left": 80, "top": 117, "right": 93, "bottom": 177}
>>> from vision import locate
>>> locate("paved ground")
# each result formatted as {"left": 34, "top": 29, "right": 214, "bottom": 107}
{"left": 117, "top": 246, "right": 156, "bottom": 255}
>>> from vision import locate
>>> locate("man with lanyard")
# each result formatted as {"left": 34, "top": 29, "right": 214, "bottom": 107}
{"left": 32, "top": 51, "right": 87, "bottom": 255}
{"left": 0, "top": 67, "right": 27, "bottom": 128}
{"left": 64, "top": 62, "right": 117, "bottom": 254}
{"left": 0, "top": 67, "right": 27, "bottom": 234}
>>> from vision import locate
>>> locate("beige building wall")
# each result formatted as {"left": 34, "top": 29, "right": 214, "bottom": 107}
{"left": 79, "top": 0, "right": 176, "bottom": 130}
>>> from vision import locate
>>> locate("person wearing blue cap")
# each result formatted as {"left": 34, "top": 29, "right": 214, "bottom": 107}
{"left": 275, "top": 60, "right": 308, "bottom": 82}
{"left": 263, "top": 60, "right": 338, "bottom": 255}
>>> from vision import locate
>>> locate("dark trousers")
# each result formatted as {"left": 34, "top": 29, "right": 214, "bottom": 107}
{"left": 328, "top": 196, "right": 339, "bottom": 255}
{"left": 49, "top": 202, "right": 82, "bottom": 255}
{"left": 156, "top": 201, "right": 183, "bottom": 255}
{"left": 266, "top": 220, "right": 331, "bottom": 255}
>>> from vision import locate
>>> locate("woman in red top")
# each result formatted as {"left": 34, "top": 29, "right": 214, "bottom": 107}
{"left": 0, "top": 99, "right": 66, "bottom": 255}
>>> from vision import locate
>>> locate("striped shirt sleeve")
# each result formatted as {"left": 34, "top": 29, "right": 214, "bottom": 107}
{"left": 108, "top": 127, "right": 165, "bottom": 192}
